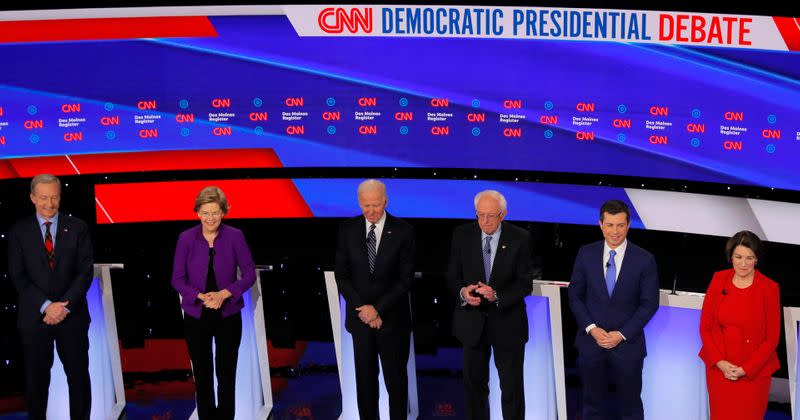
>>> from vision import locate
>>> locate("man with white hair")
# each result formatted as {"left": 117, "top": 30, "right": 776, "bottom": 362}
{"left": 335, "top": 179, "right": 416, "bottom": 420}
{"left": 447, "top": 190, "right": 533, "bottom": 420}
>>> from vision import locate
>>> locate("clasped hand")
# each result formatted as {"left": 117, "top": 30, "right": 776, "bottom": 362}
{"left": 197, "top": 290, "right": 232, "bottom": 310}
{"left": 590, "top": 327, "right": 624, "bottom": 349}
{"left": 356, "top": 304, "right": 382, "bottom": 329}
{"left": 44, "top": 301, "right": 69, "bottom": 325}
{"left": 461, "top": 282, "right": 497, "bottom": 306}
{"left": 716, "top": 360, "right": 746, "bottom": 381}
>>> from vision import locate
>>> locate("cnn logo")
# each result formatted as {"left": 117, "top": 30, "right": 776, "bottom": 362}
{"left": 318, "top": 7, "right": 373, "bottom": 33}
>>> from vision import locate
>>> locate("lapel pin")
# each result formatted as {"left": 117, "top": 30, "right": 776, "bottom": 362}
{"left": 387, "top": 231, "right": 392, "bottom": 234}
{"left": 502, "top": 245, "right": 506, "bottom": 249}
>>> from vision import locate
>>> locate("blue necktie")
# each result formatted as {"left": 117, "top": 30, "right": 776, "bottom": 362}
{"left": 483, "top": 236, "right": 492, "bottom": 283}
{"left": 367, "top": 224, "right": 377, "bottom": 274}
{"left": 606, "top": 250, "right": 617, "bottom": 296}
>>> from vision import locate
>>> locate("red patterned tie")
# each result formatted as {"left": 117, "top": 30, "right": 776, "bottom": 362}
{"left": 44, "top": 221, "right": 54, "bottom": 269}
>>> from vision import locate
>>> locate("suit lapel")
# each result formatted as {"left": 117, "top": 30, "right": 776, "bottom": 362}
{"left": 28, "top": 216, "right": 50, "bottom": 268}
{"left": 375, "top": 214, "right": 392, "bottom": 264}
{"left": 470, "top": 224, "right": 485, "bottom": 282}
{"left": 53, "top": 214, "right": 68, "bottom": 268}
{"left": 593, "top": 242, "right": 612, "bottom": 301}
{"left": 372, "top": 213, "right": 397, "bottom": 274}
{"left": 356, "top": 218, "right": 369, "bottom": 274}
{"left": 612, "top": 243, "right": 634, "bottom": 298}
{"left": 489, "top": 222, "right": 511, "bottom": 284}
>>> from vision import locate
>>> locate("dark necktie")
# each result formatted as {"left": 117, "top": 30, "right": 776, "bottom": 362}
{"left": 44, "top": 221, "right": 54, "bottom": 269}
{"left": 483, "top": 236, "right": 492, "bottom": 283}
{"left": 367, "top": 224, "right": 377, "bottom": 274}
{"left": 606, "top": 250, "right": 617, "bottom": 296}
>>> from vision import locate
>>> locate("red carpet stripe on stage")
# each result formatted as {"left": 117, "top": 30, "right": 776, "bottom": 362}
{"left": 0, "top": 16, "right": 217, "bottom": 43}
{"left": 117, "top": 339, "right": 308, "bottom": 372}
{"left": 95, "top": 179, "right": 315, "bottom": 223}
{"left": 0, "top": 148, "right": 283, "bottom": 179}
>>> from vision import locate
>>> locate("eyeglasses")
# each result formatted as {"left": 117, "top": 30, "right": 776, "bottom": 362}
{"left": 198, "top": 211, "right": 223, "bottom": 219}
{"left": 476, "top": 212, "right": 502, "bottom": 221}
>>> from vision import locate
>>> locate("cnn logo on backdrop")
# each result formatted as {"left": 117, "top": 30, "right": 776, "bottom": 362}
{"left": 318, "top": 7, "right": 373, "bottom": 33}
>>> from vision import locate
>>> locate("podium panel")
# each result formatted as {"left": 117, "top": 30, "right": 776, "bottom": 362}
{"left": 783, "top": 307, "right": 800, "bottom": 420}
{"left": 641, "top": 291, "right": 708, "bottom": 420}
{"left": 187, "top": 267, "right": 273, "bottom": 420}
{"left": 47, "top": 263, "right": 125, "bottom": 420}
{"left": 324, "top": 271, "right": 419, "bottom": 420}
{"left": 488, "top": 294, "right": 560, "bottom": 419}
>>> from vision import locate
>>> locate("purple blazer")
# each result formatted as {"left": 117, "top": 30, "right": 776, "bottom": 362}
{"left": 171, "top": 224, "right": 256, "bottom": 319}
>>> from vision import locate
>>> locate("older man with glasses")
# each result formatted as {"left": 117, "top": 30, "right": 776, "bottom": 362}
{"left": 447, "top": 190, "right": 534, "bottom": 420}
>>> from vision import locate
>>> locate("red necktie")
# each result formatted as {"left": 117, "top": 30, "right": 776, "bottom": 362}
{"left": 44, "top": 221, "right": 54, "bottom": 269}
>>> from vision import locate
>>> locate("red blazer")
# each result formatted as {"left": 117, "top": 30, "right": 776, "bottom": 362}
{"left": 699, "top": 269, "right": 780, "bottom": 379}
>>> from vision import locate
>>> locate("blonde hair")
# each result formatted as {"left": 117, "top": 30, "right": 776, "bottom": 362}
{"left": 193, "top": 186, "right": 229, "bottom": 214}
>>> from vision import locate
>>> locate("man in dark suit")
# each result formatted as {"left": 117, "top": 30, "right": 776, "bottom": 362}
{"left": 335, "top": 179, "right": 415, "bottom": 420}
{"left": 568, "top": 199, "right": 659, "bottom": 420}
{"left": 8, "top": 174, "right": 93, "bottom": 420}
{"left": 447, "top": 190, "right": 532, "bottom": 420}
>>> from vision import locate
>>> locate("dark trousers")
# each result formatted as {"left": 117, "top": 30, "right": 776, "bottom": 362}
{"left": 20, "top": 315, "right": 91, "bottom": 420}
{"left": 462, "top": 334, "right": 525, "bottom": 420}
{"left": 579, "top": 347, "right": 644, "bottom": 420}
{"left": 352, "top": 327, "right": 410, "bottom": 420}
{"left": 184, "top": 312, "right": 243, "bottom": 420}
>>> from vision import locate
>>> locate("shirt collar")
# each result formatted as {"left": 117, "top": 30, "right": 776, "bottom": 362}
{"left": 365, "top": 211, "right": 387, "bottom": 230}
{"left": 481, "top": 223, "right": 502, "bottom": 242}
{"left": 603, "top": 239, "right": 628, "bottom": 257}
{"left": 36, "top": 212, "right": 58, "bottom": 226}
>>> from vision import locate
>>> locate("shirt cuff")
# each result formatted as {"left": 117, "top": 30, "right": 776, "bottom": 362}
{"left": 585, "top": 323, "right": 597, "bottom": 334}
{"left": 459, "top": 288, "right": 468, "bottom": 307}
{"left": 40, "top": 300, "right": 52, "bottom": 314}
{"left": 618, "top": 332, "right": 626, "bottom": 340}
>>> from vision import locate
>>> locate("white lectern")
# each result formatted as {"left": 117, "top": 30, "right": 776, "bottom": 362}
{"left": 47, "top": 263, "right": 125, "bottom": 420}
{"left": 188, "top": 266, "right": 273, "bottom": 420}
{"left": 324, "top": 271, "right": 419, "bottom": 420}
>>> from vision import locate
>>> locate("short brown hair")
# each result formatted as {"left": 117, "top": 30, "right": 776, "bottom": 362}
{"left": 725, "top": 230, "right": 764, "bottom": 263}
{"left": 600, "top": 199, "right": 630, "bottom": 222}
{"left": 30, "top": 174, "right": 61, "bottom": 194}
{"left": 193, "top": 186, "right": 229, "bottom": 214}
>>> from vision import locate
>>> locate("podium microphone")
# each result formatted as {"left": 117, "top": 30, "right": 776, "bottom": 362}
{"left": 670, "top": 274, "right": 678, "bottom": 295}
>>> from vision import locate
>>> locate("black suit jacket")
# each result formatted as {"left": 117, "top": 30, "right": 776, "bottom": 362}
{"left": 447, "top": 221, "right": 533, "bottom": 349}
{"left": 8, "top": 213, "right": 94, "bottom": 332}
{"left": 335, "top": 212, "right": 415, "bottom": 334}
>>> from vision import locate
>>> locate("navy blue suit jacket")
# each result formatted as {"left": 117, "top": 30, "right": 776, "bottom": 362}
{"left": 568, "top": 240, "right": 659, "bottom": 358}
{"left": 8, "top": 213, "right": 94, "bottom": 332}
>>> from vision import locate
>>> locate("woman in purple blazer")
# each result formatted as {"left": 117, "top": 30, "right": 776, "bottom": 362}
{"left": 171, "top": 186, "right": 256, "bottom": 420}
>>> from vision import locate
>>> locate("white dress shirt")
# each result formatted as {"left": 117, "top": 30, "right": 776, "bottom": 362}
{"left": 364, "top": 211, "right": 387, "bottom": 252}
{"left": 586, "top": 239, "right": 628, "bottom": 338}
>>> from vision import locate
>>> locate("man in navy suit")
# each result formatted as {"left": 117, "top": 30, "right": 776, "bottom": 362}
{"left": 568, "top": 200, "right": 659, "bottom": 420}
{"left": 335, "top": 179, "right": 415, "bottom": 420}
{"left": 8, "top": 174, "right": 93, "bottom": 420}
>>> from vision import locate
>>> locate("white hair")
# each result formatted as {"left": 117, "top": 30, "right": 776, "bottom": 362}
{"left": 357, "top": 179, "right": 387, "bottom": 198}
{"left": 474, "top": 190, "right": 507, "bottom": 211}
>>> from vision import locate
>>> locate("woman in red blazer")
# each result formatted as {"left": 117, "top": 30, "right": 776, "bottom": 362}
{"left": 699, "top": 230, "right": 780, "bottom": 420}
